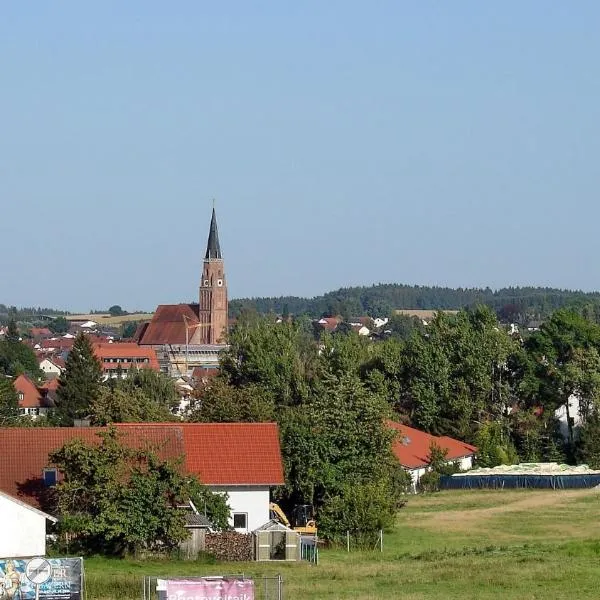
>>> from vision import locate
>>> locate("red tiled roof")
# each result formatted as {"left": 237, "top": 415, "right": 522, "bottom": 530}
{"left": 40, "top": 338, "right": 74, "bottom": 351}
{"left": 30, "top": 328, "right": 52, "bottom": 338}
{"left": 137, "top": 304, "right": 201, "bottom": 345}
{"left": 92, "top": 342, "right": 160, "bottom": 371}
{"left": 13, "top": 375, "right": 44, "bottom": 409}
{"left": 39, "top": 379, "right": 59, "bottom": 391}
{"left": 389, "top": 422, "right": 477, "bottom": 470}
{"left": 0, "top": 423, "right": 284, "bottom": 507}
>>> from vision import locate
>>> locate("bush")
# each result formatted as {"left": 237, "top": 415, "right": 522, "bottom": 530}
{"left": 318, "top": 480, "right": 400, "bottom": 547}
{"left": 417, "top": 470, "right": 441, "bottom": 493}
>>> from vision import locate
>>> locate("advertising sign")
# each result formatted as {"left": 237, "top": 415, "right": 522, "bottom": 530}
{"left": 157, "top": 577, "right": 254, "bottom": 600}
{"left": 0, "top": 557, "right": 83, "bottom": 600}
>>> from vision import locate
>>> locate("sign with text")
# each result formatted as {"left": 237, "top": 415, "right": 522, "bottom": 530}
{"left": 0, "top": 557, "right": 83, "bottom": 600}
{"left": 157, "top": 577, "right": 254, "bottom": 600}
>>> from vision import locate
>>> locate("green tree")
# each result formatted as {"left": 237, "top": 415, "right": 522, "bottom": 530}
{"left": 48, "top": 316, "right": 69, "bottom": 334}
{"left": 108, "top": 305, "right": 126, "bottom": 317}
{"left": 120, "top": 321, "right": 138, "bottom": 339}
{"left": 189, "top": 378, "right": 275, "bottom": 423}
{"left": 220, "top": 315, "right": 317, "bottom": 406}
{"left": 0, "top": 377, "right": 19, "bottom": 424}
{"left": 577, "top": 409, "right": 600, "bottom": 469}
{"left": 525, "top": 310, "right": 600, "bottom": 450}
{"left": 0, "top": 324, "right": 43, "bottom": 379}
{"left": 114, "top": 368, "right": 180, "bottom": 415}
{"left": 50, "top": 427, "right": 230, "bottom": 556}
{"left": 55, "top": 333, "right": 103, "bottom": 425}
{"left": 280, "top": 372, "right": 396, "bottom": 508}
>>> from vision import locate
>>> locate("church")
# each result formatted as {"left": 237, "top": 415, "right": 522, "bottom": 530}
{"left": 135, "top": 207, "right": 228, "bottom": 377}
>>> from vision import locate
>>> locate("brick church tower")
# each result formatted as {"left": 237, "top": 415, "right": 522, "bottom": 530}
{"left": 198, "top": 207, "right": 228, "bottom": 344}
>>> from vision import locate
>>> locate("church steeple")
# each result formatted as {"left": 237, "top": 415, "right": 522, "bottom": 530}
{"left": 205, "top": 207, "right": 222, "bottom": 260}
{"left": 198, "top": 205, "right": 228, "bottom": 345}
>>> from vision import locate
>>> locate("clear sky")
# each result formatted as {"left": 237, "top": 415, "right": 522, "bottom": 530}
{"left": 2, "top": 2, "right": 600, "bottom": 311}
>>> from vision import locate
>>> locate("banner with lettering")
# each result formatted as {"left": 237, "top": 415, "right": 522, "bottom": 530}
{"left": 0, "top": 557, "right": 83, "bottom": 600}
{"left": 158, "top": 577, "right": 255, "bottom": 600}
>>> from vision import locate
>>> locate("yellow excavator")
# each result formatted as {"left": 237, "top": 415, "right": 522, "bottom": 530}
{"left": 269, "top": 502, "right": 317, "bottom": 535}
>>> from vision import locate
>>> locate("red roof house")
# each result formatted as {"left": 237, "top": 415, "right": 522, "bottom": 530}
{"left": 0, "top": 422, "right": 284, "bottom": 532}
{"left": 91, "top": 342, "right": 160, "bottom": 378}
{"left": 389, "top": 422, "right": 477, "bottom": 488}
{"left": 13, "top": 375, "right": 54, "bottom": 419}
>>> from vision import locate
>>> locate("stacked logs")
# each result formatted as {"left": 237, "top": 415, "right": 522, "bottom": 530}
{"left": 205, "top": 532, "right": 254, "bottom": 561}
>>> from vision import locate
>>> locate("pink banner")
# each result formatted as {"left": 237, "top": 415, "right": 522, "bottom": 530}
{"left": 165, "top": 578, "right": 254, "bottom": 600}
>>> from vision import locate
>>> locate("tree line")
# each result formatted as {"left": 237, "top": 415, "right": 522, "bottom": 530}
{"left": 229, "top": 283, "right": 600, "bottom": 323}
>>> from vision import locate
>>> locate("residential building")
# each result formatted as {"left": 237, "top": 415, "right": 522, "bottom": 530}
{"left": 13, "top": 374, "right": 55, "bottom": 419}
{"left": 39, "top": 357, "right": 65, "bottom": 378}
{"left": 389, "top": 422, "right": 477, "bottom": 490}
{"left": 0, "top": 422, "right": 284, "bottom": 533}
{"left": 92, "top": 342, "right": 159, "bottom": 379}
{"left": 0, "top": 490, "right": 57, "bottom": 558}
{"left": 136, "top": 208, "right": 228, "bottom": 377}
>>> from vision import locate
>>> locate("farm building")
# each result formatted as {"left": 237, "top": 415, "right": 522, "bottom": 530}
{"left": 390, "top": 422, "right": 477, "bottom": 490}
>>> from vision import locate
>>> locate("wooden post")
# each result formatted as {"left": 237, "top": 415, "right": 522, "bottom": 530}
{"left": 347, "top": 530, "right": 350, "bottom": 552}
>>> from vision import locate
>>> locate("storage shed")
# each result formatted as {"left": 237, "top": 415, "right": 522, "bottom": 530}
{"left": 254, "top": 520, "right": 300, "bottom": 561}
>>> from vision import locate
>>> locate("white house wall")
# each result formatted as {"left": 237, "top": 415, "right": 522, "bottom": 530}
{"left": 210, "top": 486, "right": 270, "bottom": 532}
{"left": 407, "top": 455, "right": 474, "bottom": 492}
{"left": 0, "top": 495, "right": 47, "bottom": 558}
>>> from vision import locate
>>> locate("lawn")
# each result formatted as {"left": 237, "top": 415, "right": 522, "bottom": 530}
{"left": 84, "top": 488, "right": 600, "bottom": 599}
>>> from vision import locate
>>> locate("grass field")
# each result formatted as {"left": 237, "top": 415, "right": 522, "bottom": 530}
{"left": 66, "top": 313, "right": 153, "bottom": 326}
{"left": 84, "top": 489, "right": 600, "bottom": 599}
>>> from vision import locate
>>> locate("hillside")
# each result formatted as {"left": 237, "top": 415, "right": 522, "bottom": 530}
{"left": 229, "top": 283, "right": 600, "bottom": 322}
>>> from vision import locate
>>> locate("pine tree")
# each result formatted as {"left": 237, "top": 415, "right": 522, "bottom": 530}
{"left": 0, "top": 376, "right": 19, "bottom": 424}
{"left": 55, "top": 333, "right": 103, "bottom": 425}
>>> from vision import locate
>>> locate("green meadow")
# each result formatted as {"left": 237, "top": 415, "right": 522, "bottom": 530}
{"left": 85, "top": 488, "right": 600, "bottom": 599}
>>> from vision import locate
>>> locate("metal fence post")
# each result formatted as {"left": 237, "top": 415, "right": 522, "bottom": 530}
{"left": 347, "top": 530, "right": 350, "bottom": 552}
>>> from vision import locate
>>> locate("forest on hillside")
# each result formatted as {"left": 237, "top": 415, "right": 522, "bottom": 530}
{"left": 229, "top": 284, "right": 600, "bottom": 323}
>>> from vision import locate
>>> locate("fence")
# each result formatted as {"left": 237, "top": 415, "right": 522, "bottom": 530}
{"left": 143, "top": 575, "right": 283, "bottom": 600}
{"left": 299, "top": 535, "right": 319, "bottom": 564}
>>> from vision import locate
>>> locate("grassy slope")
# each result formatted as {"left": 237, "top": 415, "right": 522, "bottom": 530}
{"left": 84, "top": 489, "right": 600, "bottom": 599}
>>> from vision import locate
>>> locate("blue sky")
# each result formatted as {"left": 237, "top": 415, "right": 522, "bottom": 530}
{"left": 2, "top": 2, "right": 600, "bottom": 311}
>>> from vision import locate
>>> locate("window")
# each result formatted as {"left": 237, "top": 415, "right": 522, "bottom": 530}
{"left": 233, "top": 513, "right": 248, "bottom": 530}
{"left": 217, "top": 279, "right": 223, "bottom": 287}
{"left": 18, "top": 392, "right": 24, "bottom": 401}
{"left": 43, "top": 468, "right": 57, "bottom": 487}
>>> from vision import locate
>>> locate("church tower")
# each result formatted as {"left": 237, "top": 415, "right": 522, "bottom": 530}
{"left": 198, "top": 207, "right": 228, "bottom": 344}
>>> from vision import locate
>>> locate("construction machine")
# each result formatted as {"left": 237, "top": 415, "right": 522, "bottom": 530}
{"left": 269, "top": 502, "right": 317, "bottom": 535}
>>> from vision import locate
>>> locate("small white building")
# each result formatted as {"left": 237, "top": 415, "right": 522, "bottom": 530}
{"left": 0, "top": 490, "right": 57, "bottom": 557}
{"left": 39, "top": 358, "right": 64, "bottom": 377}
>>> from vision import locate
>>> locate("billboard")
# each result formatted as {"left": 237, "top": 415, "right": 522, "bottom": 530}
{"left": 157, "top": 578, "right": 254, "bottom": 600}
{"left": 0, "top": 557, "right": 83, "bottom": 600}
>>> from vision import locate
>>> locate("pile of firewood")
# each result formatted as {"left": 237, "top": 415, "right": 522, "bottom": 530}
{"left": 205, "top": 532, "right": 254, "bottom": 561}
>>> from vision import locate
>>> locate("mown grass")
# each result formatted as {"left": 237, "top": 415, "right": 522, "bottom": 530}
{"left": 84, "top": 489, "right": 600, "bottom": 599}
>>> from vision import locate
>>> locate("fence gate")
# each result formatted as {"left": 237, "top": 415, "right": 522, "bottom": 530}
{"left": 143, "top": 574, "right": 283, "bottom": 600}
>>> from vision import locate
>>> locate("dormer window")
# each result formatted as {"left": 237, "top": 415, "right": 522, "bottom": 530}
{"left": 43, "top": 468, "right": 57, "bottom": 487}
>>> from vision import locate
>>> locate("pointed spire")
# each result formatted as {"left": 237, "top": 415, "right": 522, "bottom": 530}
{"left": 205, "top": 205, "right": 222, "bottom": 260}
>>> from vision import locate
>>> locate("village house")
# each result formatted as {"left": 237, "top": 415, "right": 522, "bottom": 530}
{"left": 389, "top": 422, "right": 477, "bottom": 490}
{"left": 13, "top": 374, "right": 55, "bottom": 419}
{"left": 92, "top": 342, "right": 160, "bottom": 379}
{"left": 39, "top": 356, "right": 65, "bottom": 378}
{"left": 0, "top": 422, "right": 284, "bottom": 533}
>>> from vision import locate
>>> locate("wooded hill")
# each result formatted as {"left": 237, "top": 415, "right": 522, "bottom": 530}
{"left": 230, "top": 284, "right": 600, "bottom": 323}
